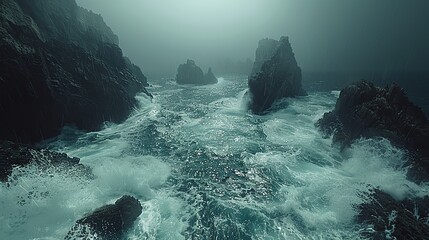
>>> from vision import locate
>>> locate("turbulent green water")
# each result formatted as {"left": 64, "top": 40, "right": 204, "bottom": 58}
{"left": 1, "top": 76, "right": 428, "bottom": 239}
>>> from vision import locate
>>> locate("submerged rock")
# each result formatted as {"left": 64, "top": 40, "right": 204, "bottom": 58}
{"left": 248, "top": 36, "right": 306, "bottom": 114}
{"left": 0, "top": 141, "right": 90, "bottom": 182}
{"left": 176, "top": 59, "right": 218, "bottom": 85}
{"left": 357, "top": 188, "right": 429, "bottom": 240}
{"left": 0, "top": 0, "right": 151, "bottom": 144}
{"left": 66, "top": 195, "right": 143, "bottom": 240}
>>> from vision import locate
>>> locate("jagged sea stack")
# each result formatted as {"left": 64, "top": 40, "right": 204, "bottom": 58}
{"left": 204, "top": 67, "right": 217, "bottom": 84}
{"left": 176, "top": 60, "right": 218, "bottom": 85}
{"left": 250, "top": 38, "right": 280, "bottom": 76}
{"left": 248, "top": 36, "right": 306, "bottom": 114}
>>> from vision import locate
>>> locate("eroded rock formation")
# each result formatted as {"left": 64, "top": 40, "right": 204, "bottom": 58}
{"left": 0, "top": 0, "right": 150, "bottom": 143}
{"left": 0, "top": 141, "right": 91, "bottom": 182}
{"left": 176, "top": 60, "right": 218, "bottom": 85}
{"left": 248, "top": 36, "right": 306, "bottom": 114}
{"left": 316, "top": 80, "right": 429, "bottom": 178}
{"left": 250, "top": 38, "right": 279, "bottom": 76}
{"left": 357, "top": 188, "right": 429, "bottom": 240}
{"left": 66, "top": 195, "right": 143, "bottom": 240}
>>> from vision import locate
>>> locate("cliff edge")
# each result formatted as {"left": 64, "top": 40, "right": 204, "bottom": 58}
{"left": 0, "top": 0, "right": 150, "bottom": 143}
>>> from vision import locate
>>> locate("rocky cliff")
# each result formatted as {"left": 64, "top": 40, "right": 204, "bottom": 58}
{"left": 316, "top": 80, "right": 429, "bottom": 179}
{"left": 248, "top": 36, "right": 306, "bottom": 114}
{"left": 176, "top": 59, "right": 218, "bottom": 85}
{"left": 0, "top": 0, "right": 150, "bottom": 143}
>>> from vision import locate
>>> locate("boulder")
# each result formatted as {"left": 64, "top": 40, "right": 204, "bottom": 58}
{"left": 66, "top": 195, "right": 143, "bottom": 240}
{"left": 316, "top": 80, "right": 429, "bottom": 177}
{"left": 176, "top": 59, "right": 218, "bottom": 85}
{"left": 0, "top": 0, "right": 151, "bottom": 144}
{"left": 0, "top": 141, "right": 91, "bottom": 182}
{"left": 356, "top": 188, "right": 429, "bottom": 240}
{"left": 248, "top": 36, "right": 306, "bottom": 114}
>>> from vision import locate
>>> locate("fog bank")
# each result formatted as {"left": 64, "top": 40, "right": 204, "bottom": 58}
{"left": 77, "top": 0, "right": 429, "bottom": 78}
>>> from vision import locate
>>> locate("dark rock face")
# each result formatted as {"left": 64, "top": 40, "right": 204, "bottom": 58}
{"left": 204, "top": 67, "right": 217, "bottom": 84}
{"left": 250, "top": 38, "right": 279, "bottom": 76}
{"left": 66, "top": 195, "right": 143, "bottom": 240}
{"left": 357, "top": 189, "right": 429, "bottom": 240}
{"left": 176, "top": 60, "right": 218, "bottom": 85}
{"left": 176, "top": 59, "right": 204, "bottom": 84}
{"left": 316, "top": 80, "right": 429, "bottom": 176}
{"left": 0, "top": 141, "right": 90, "bottom": 182}
{"left": 0, "top": 0, "right": 150, "bottom": 144}
{"left": 124, "top": 57, "right": 149, "bottom": 88}
{"left": 248, "top": 36, "right": 306, "bottom": 114}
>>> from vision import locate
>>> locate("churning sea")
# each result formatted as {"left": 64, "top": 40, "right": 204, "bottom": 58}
{"left": 1, "top": 76, "right": 428, "bottom": 239}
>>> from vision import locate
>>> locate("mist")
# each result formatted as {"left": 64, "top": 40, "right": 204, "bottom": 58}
{"left": 77, "top": 0, "right": 429, "bottom": 78}
{"left": 2, "top": 1, "right": 429, "bottom": 238}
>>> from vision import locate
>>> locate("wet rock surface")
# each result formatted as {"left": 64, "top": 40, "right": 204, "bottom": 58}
{"left": 248, "top": 36, "right": 306, "bottom": 114}
{"left": 357, "top": 188, "right": 429, "bottom": 240}
{"left": 0, "top": 0, "right": 150, "bottom": 144}
{"left": 316, "top": 80, "right": 429, "bottom": 177}
{"left": 0, "top": 140, "right": 90, "bottom": 182}
{"left": 65, "top": 195, "right": 143, "bottom": 240}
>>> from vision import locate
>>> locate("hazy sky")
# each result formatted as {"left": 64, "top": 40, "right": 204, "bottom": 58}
{"left": 76, "top": 0, "right": 429, "bottom": 78}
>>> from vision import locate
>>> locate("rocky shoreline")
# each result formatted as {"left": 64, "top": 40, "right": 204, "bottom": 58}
{"left": 0, "top": 0, "right": 151, "bottom": 144}
{"left": 316, "top": 80, "right": 429, "bottom": 180}
{"left": 316, "top": 80, "right": 429, "bottom": 239}
{"left": 1, "top": 1, "right": 428, "bottom": 239}
{"left": 0, "top": 1, "right": 146, "bottom": 238}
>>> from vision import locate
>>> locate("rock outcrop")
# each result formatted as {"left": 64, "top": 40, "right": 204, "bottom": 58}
{"left": 250, "top": 38, "right": 280, "bottom": 76}
{"left": 66, "top": 195, "right": 143, "bottom": 240}
{"left": 204, "top": 67, "right": 217, "bottom": 84}
{"left": 316, "top": 80, "right": 429, "bottom": 177}
{"left": 0, "top": 0, "right": 150, "bottom": 144}
{"left": 0, "top": 141, "right": 91, "bottom": 182}
{"left": 176, "top": 60, "right": 218, "bottom": 85}
{"left": 247, "top": 36, "right": 306, "bottom": 114}
{"left": 357, "top": 188, "right": 429, "bottom": 240}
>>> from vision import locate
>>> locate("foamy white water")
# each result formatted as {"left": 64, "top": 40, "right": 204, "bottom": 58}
{"left": 1, "top": 76, "right": 428, "bottom": 239}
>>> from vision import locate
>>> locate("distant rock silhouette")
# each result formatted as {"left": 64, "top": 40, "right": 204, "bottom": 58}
{"left": 0, "top": 141, "right": 91, "bottom": 182}
{"left": 204, "top": 67, "right": 218, "bottom": 84}
{"left": 0, "top": 0, "right": 151, "bottom": 143}
{"left": 316, "top": 80, "right": 429, "bottom": 179}
{"left": 176, "top": 60, "right": 218, "bottom": 85}
{"left": 248, "top": 36, "right": 306, "bottom": 114}
{"left": 66, "top": 195, "right": 143, "bottom": 240}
